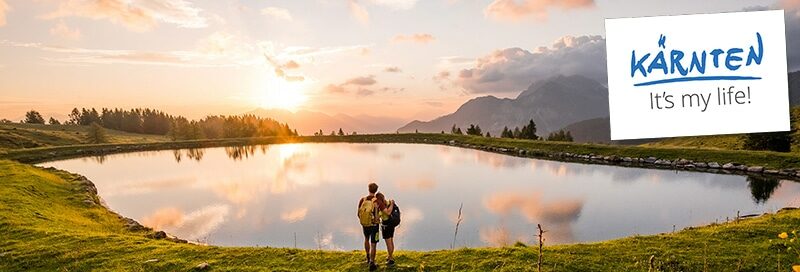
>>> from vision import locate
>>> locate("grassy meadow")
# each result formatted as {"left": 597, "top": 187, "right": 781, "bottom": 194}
{"left": 0, "top": 124, "right": 799, "bottom": 271}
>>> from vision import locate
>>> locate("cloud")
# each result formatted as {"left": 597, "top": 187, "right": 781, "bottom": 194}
{"left": 483, "top": 191, "right": 583, "bottom": 243}
{"left": 453, "top": 34, "right": 605, "bottom": 93}
{"left": 141, "top": 207, "right": 184, "bottom": 230}
{"left": 356, "top": 88, "right": 375, "bottom": 96}
{"left": 344, "top": 75, "right": 377, "bottom": 86}
{"left": 782, "top": 2, "right": 800, "bottom": 71}
{"left": 742, "top": 3, "right": 800, "bottom": 71}
{"left": 41, "top": 0, "right": 208, "bottom": 32}
{"left": 261, "top": 7, "right": 292, "bottom": 21}
{"left": 280, "top": 207, "right": 308, "bottom": 223}
{"left": 484, "top": 0, "right": 594, "bottom": 22}
{"left": 392, "top": 33, "right": 435, "bottom": 44}
{"left": 323, "top": 74, "right": 403, "bottom": 96}
{"left": 383, "top": 66, "right": 402, "bottom": 73}
{"left": 349, "top": 0, "right": 369, "bottom": 25}
{"left": 264, "top": 54, "right": 304, "bottom": 82}
{"left": 50, "top": 21, "right": 82, "bottom": 40}
{"left": 369, "top": 0, "right": 418, "bottom": 10}
{"left": 323, "top": 84, "right": 347, "bottom": 94}
{"left": 0, "top": 0, "right": 9, "bottom": 27}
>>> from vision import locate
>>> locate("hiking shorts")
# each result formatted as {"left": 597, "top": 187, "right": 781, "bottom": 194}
{"left": 381, "top": 224, "right": 395, "bottom": 239}
{"left": 362, "top": 225, "right": 379, "bottom": 243}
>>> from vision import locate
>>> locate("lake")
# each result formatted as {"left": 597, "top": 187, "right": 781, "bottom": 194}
{"left": 39, "top": 143, "right": 800, "bottom": 250}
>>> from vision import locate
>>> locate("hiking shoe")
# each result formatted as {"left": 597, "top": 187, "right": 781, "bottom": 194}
{"left": 368, "top": 262, "right": 378, "bottom": 271}
{"left": 386, "top": 259, "right": 395, "bottom": 266}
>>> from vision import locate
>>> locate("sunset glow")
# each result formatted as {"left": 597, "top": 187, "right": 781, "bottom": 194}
{"left": 259, "top": 77, "right": 308, "bottom": 112}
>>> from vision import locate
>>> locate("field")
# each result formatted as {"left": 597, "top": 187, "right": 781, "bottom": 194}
{"left": 0, "top": 159, "right": 798, "bottom": 271}
{"left": 0, "top": 123, "right": 168, "bottom": 151}
{"left": 1, "top": 125, "right": 800, "bottom": 271}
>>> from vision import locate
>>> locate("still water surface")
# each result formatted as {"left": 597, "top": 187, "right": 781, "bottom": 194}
{"left": 40, "top": 143, "right": 800, "bottom": 250}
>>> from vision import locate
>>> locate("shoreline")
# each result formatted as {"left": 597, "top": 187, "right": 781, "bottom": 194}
{"left": 4, "top": 134, "right": 799, "bottom": 182}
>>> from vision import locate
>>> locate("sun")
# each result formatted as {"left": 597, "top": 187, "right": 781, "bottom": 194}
{"left": 259, "top": 77, "right": 308, "bottom": 111}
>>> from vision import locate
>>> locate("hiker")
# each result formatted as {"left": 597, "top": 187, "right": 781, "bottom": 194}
{"left": 375, "top": 192, "right": 400, "bottom": 266}
{"left": 357, "top": 183, "right": 380, "bottom": 271}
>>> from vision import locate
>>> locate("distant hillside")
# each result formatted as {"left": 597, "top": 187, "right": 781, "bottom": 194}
{"left": 561, "top": 118, "right": 611, "bottom": 143}
{"left": 247, "top": 108, "right": 407, "bottom": 135}
{"left": 0, "top": 123, "right": 168, "bottom": 150}
{"left": 398, "top": 75, "right": 609, "bottom": 136}
{"left": 790, "top": 70, "right": 800, "bottom": 105}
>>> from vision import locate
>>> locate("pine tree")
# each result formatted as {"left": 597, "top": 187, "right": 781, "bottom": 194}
{"left": 86, "top": 122, "right": 108, "bottom": 144}
{"left": 24, "top": 110, "right": 45, "bottom": 124}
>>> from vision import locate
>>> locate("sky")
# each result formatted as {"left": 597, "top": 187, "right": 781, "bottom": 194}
{"left": 1, "top": 0, "right": 799, "bottom": 122}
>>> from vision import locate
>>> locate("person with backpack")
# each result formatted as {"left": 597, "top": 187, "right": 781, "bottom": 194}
{"left": 357, "top": 183, "right": 380, "bottom": 271}
{"left": 375, "top": 192, "right": 400, "bottom": 266}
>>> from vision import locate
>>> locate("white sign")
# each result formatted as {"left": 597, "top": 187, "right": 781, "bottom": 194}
{"left": 605, "top": 10, "right": 790, "bottom": 140}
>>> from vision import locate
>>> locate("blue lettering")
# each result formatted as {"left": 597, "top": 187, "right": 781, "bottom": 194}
{"left": 631, "top": 50, "right": 650, "bottom": 77}
{"left": 629, "top": 33, "right": 766, "bottom": 86}
{"left": 689, "top": 51, "right": 706, "bottom": 74}
{"left": 710, "top": 49, "right": 724, "bottom": 68}
{"left": 670, "top": 50, "right": 688, "bottom": 76}
{"left": 726, "top": 48, "right": 743, "bottom": 70}
{"left": 746, "top": 32, "right": 763, "bottom": 65}
{"left": 647, "top": 51, "right": 668, "bottom": 75}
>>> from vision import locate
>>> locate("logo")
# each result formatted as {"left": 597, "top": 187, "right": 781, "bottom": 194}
{"left": 605, "top": 10, "right": 790, "bottom": 140}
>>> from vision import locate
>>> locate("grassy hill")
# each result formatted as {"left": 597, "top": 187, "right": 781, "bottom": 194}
{"left": 0, "top": 159, "right": 797, "bottom": 271}
{"left": 643, "top": 107, "right": 800, "bottom": 151}
{"left": 0, "top": 123, "right": 168, "bottom": 150}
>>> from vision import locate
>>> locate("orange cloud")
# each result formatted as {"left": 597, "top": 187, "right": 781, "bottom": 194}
{"left": 392, "top": 33, "right": 436, "bottom": 44}
{"left": 349, "top": 0, "right": 369, "bottom": 25}
{"left": 280, "top": 207, "right": 308, "bottom": 223}
{"left": 484, "top": 0, "right": 594, "bottom": 22}
{"left": 0, "top": 0, "right": 9, "bottom": 27}
{"left": 344, "top": 75, "right": 377, "bottom": 86}
{"left": 50, "top": 21, "right": 82, "bottom": 40}
{"left": 41, "top": 0, "right": 208, "bottom": 32}
{"left": 141, "top": 207, "right": 185, "bottom": 230}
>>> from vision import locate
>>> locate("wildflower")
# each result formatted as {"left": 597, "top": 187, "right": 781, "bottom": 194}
{"left": 780, "top": 232, "right": 789, "bottom": 239}
{"left": 792, "top": 265, "right": 800, "bottom": 272}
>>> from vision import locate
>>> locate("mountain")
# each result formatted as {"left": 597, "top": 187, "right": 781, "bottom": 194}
{"left": 561, "top": 117, "right": 611, "bottom": 143}
{"left": 790, "top": 70, "right": 800, "bottom": 105}
{"left": 247, "top": 108, "right": 407, "bottom": 135}
{"left": 398, "top": 75, "right": 609, "bottom": 136}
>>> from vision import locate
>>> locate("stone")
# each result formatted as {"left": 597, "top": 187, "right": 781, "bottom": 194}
{"left": 644, "top": 157, "right": 657, "bottom": 163}
{"left": 746, "top": 166, "right": 764, "bottom": 173}
{"left": 148, "top": 231, "right": 167, "bottom": 239}
{"left": 144, "top": 259, "right": 159, "bottom": 263}
{"left": 123, "top": 218, "right": 148, "bottom": 232}
{"left": 722, "top": 163, "right": 735, "bottom": 170}
{"left": 708, "top": 162, "right": 721, "bottom": 169}
{"left": 622, "top": 157, "right": 632, "bottom": 162}
{"left": 195, "top": 262, "right": 210, "bottom": 270}
{"left": 693, "top": 162, "right": 708, "bottom": 168}
{"left": 764, "top": 170, "right": 779, "bottom": 175}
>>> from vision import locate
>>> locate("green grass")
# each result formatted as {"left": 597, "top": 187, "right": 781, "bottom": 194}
{"left": 644, "top": 107, "right": 800, "bottom": 151}
{"left": 0, "top": 159, "right": 798, "bottom": 271}
{"left": 0, "top": 123, "right": 168, "bottom": 150}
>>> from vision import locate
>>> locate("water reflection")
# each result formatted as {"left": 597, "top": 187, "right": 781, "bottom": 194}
{"left": 39, "top": 143, "right": 800, "bottom": 250}
{"left": 747, "top": 176, "right": 781, "bottom": 204}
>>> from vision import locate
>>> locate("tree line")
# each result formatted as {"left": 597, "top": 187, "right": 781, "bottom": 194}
{"left": 18, "top": 108, "right": 298, "bottom": 141}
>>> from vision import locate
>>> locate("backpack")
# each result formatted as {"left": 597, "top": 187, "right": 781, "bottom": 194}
{"left": 384, "top": 200, "right": 401, "bottom": 227}
{"left": 358, "top": 197, "right": 378, "bottom": 226}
